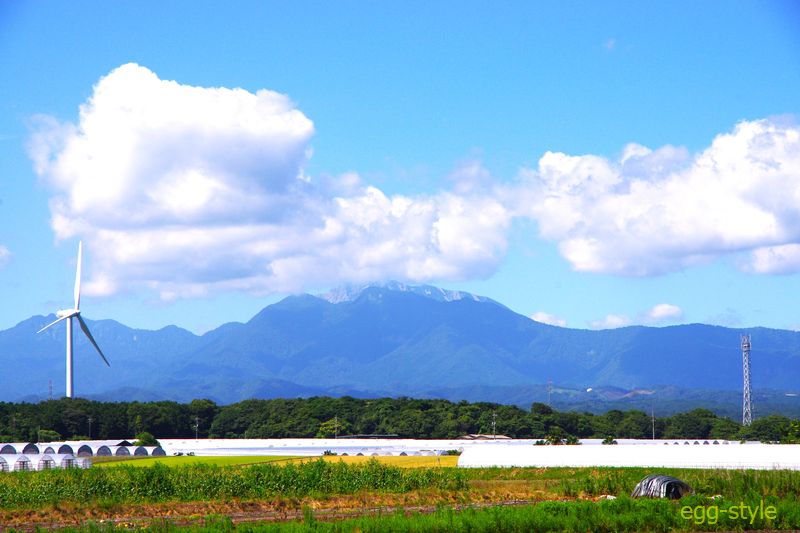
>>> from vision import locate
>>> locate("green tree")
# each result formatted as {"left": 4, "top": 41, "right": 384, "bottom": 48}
{"left": 545, "top": 426, "right": 567, "bottom": 445}
{"left": 742, "top": 415, "right": 791, "bottom": 442}
{"left": 37, "top": 429, "right": 61, "bottom": 443}
{"left": 134, "top": 431, "right": 160, "bottom": 446}
{"left": 188, "top": 399, "right": 219, "bottom": 438}
{"left": 617, "top": 411, "right": 651, "bottom": 439}
{"left": 531, "top": 402, "right": 553, "bottom": 415}
{"left": 664, "top": 409, "right": 716, "bottom": 439}
{"left": 784, "top": 420, "right": 800, "bottom": 443}
{"left": 710, "top": 417, "right": 740, "bottom": 440}
{"left": 316, "top": 418, "right": 350, "bottom": 438}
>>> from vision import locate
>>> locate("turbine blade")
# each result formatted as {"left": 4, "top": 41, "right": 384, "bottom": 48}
{"left": 74, "top": 241, "right": 83, "bottom": 311}
{"left": 77, "top": 315, "right": 110, "bottom": 367}
{"left": 37, "top": 315, "right": 68, "bottom": 334}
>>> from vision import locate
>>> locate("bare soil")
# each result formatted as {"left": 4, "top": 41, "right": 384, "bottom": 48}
{"left": 0, "top": 481, "right": 566, "bottom": 531}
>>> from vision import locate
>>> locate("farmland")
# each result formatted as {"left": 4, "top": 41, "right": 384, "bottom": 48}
{"left": 94, "top": 455, "right": 459, "bottom": 469}
{"left": 2, "top": 458, "right": 800, "bottom": 531}
{"left": 92, "top": 456, "right": 303, "bottom": 468}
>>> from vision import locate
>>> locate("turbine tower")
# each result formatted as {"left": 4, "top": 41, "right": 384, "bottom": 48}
{"left": 38, "top": 241, "right": 110, "bottom": 398}
{"left": 741, "top": 334, "right": 752, "bottom": 426}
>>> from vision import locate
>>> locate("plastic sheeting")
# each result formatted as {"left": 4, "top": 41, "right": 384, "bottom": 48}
{"left": 458, "top": 443, "right": 800, "bottom": 470}
{"left": 631, "top": 475, "right": 692, "bottom": 499}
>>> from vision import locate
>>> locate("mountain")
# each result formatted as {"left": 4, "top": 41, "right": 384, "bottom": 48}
{"left": 2, "top": 283, "right": 799, "bottom": 409}
{"left": 319, "top": 281, "right": 502, "bottom": 306}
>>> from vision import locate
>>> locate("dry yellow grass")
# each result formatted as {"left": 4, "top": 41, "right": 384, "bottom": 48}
{"left": 96, "top": 454, "right": 459, "bottom": 469}
{"left": 290, "top": 454, "right": 459, "bottom": 468}
{"left": 94, "top": 455, "right": 301, "bottom": 468}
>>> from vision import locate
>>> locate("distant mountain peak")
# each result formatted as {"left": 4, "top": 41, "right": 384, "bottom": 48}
{"left": 318, "top": 281, "right": 500, "bottom": 306}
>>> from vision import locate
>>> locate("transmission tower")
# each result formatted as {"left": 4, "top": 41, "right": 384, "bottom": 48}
{"left": 741, "top": 334, "right": 752, "bottom": 426}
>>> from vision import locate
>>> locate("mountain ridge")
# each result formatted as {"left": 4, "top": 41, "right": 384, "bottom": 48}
{"left": 2, "top": 283, "right": 798, "bottom": 407}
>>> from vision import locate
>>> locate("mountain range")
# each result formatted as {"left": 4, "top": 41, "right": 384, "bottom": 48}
{"left": 2, "top": 282, "right": 799, "bottom": 414}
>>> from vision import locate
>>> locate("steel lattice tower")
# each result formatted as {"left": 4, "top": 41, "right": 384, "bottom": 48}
{"left": 741, "top": 334, "right": 752, "bottom": 426}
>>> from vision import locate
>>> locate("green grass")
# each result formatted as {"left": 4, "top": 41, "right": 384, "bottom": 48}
{"left": 93, "top": 455, "right": 301, "bottom": 468}
{"left": 0, "top": 459, "right": 467, "bottom": 508}
{"left": 459, "top": 466, "right": 800, "bottom": 499}
{"left": 38, "top": 495, "right": 800, "bottom": 532}
{"left": 293, "top": 455, "right": 459, "bottom": 468}
{"left": 94, "top": 455, "right": 457, "bottom": 469}
{"left": 4, "top": 462, "right": 800, "bottom": 531}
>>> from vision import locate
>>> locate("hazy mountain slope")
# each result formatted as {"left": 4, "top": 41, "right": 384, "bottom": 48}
{"left": 0, "top": 314, "right": 202, "bottom": 400}
{"left": 2, "top": 284, "right": 799, "bottom": 404}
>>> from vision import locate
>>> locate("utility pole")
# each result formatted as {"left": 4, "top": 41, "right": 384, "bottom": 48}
{"left": 492, "top": 411, "right": 497, "bottom": 440}
{"left": 194, "top": 417, "right": 200, "bottom": 440}
{"left": 334, "top": 416, "right": 339, "bottom": 439}
{"left": 651, "top": 407, "right": 655, "bottom": 440}
{"left": 88, "top": 416, "right": 93, "bottom": 440}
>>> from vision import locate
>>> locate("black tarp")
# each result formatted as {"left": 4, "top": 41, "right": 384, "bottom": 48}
{"left": 631, "top": 474, "right": 692, "bottom": 499}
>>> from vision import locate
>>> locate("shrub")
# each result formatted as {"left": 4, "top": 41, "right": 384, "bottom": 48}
{"left": 134, "top": 432, "right": 160, "bottom": 447}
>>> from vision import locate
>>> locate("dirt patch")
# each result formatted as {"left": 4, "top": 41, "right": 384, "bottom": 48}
{"left": 0, "top": 485, "right": 574, "bottom": 531}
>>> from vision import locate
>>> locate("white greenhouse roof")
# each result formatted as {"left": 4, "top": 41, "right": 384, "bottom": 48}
{"left": 458, "top": 443, "right": 800, "bottom": 470}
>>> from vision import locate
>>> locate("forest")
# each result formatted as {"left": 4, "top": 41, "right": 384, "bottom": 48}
{"left": 0, "top": 396, "right": 798, "bottom": 443}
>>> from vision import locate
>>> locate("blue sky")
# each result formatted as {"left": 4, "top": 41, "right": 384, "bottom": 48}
{"left": 1, "top": 1, "right": 800, "bottom": 333}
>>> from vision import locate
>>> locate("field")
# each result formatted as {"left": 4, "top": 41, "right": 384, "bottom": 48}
{"left": 93, "top": 456, "right": 304, "bottom": 468}
{"left": 94, "top": 455, "right": 458, "bottom": 469}
{"left": 2, "top": 458, "right": 800, "bottom": 531}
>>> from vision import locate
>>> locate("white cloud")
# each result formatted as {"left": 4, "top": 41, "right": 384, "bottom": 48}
{"left": 590, "top": 303, "right": 683, "bottom": 329}
{"left": 589, "top": 314, "right": 631, "bottom": 329}
{"left": 531, "top": 311, "right": 567, "bottom": 327}
{"left": 0, "top": 246, "right": 10, "bottom": 268}
{"left": 29, "top": 64, "right": 800, "bottom": 305}
{"left": 513, "top": 118, "right": 800, "bottom": 276}
{"left": 447, "top": 158, "right": 492, "bottom": 195}
{"left": 746, "top": 244, "right": 800, "bottom": 274}
{"left": 642, "top": 303, "right": 683, "bottom": 325}
{"left": 31, "top": 64, "right": 511, "bottom": 299}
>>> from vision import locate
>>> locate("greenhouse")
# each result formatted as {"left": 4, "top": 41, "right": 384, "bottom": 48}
{"left": 0, "top": 440, "right": 165, "bottom": 470}
{"left": 0, "top": 453, "right": 89, "bottom": 472}
{"left": 457, "top": 443, "right": 800, "bottom": 470}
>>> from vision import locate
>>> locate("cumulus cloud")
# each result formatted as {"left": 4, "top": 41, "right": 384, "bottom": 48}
{"left": 513, "top": 118, "right": 800, "bottom": 276}
{"left": 29, "top": 64, "right": 800, "bottom": 304}
{"left": 747, "top": 244, "right": 800, "bottom": 274}
{"left": 589, "top": 303, "right": 683, "bottom": 329}
{"left": 0, "top": 246, "right": 10, "bottom": 268}
{"left": 589, "top": 314, "right": 632, "bottom": 330}
{"left": 531, "top": 311, "right": 567, "bottom": 327}
{"left": 642, "top": 303, "right": 683, "bottom": 325}
{"left": 31, "top": 64, "right": 511, "bottom": 299}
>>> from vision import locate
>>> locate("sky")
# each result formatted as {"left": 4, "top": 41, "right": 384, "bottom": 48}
{"left": 1, "top": 1, "right": 800, "bottom": 334}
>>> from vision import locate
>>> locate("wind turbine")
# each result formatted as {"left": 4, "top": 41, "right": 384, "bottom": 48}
{"left": 38, "top": 241, "right": 110, "bottom": 398}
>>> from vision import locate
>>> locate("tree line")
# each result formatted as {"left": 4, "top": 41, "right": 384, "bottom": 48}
{"left": 0, "top": 397, "right": 798, "bottom": 443}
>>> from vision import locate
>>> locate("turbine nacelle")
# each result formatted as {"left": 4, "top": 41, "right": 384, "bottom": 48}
{"left": 56, "top": 309, "right": 78, "bottom": 319}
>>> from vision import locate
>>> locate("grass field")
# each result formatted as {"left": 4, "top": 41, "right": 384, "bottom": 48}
{"left": 3, "top": 459, "right": 800, "bottom": 531}
{"left": 95, "top": 454, "right": 459, "bottom": 468}
{"left": 295, "top": 454, "right": 459, "bottom": 468}
{"left": 48, "top": 495, "right": 800, "bottom": 532}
